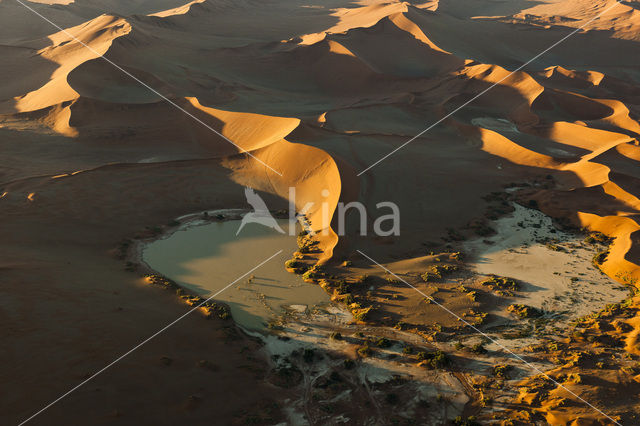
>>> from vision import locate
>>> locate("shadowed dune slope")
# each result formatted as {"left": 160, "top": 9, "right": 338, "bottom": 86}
{"left": 2, "top": 0, "right": 640, "bottom": 283}
{"left": 3, "top": 0, "right": 640, "bottom": 424}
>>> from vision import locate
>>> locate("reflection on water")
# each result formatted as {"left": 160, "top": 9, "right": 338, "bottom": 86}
{"left": 143, "top": 218, "right": 329, "bottom": 331}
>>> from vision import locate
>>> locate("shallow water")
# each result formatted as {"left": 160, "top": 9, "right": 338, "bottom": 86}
{"left": 142, "top": 218, "right": 330, "bottom": 331}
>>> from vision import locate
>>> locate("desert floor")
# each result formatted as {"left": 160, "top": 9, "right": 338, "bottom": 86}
{"left": 2, "top": 0, "right": 640, "bottom": 424}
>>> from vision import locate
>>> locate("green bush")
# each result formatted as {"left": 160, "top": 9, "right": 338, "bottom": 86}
{"left": 376, "top": 337, "right": 391, "bottom": 348}
{"left": 284, "top": 259, "right": 300, "bottom": 269}
{"left": 416, "top": 350, "right": 449, "bottom": 368}
{"left": 507, "top": 304, "right": 542, "bottom": 319}
{"left": 357, "top": 345, "right": 372, "bottom": 358}
{"left": 353, "top": 307, "right": 372, "bottom": 322}
{"left": 592, "top": 250, "right": 608, "bottom": 267}
{"left": 493, "top": 364, "right": 511, "bottom": 379}
{"left": 354, "top": 275, "right": 370, "bottom": 284}
{"left": 421, "top": 264, "right": 457, "bottom": 282}
{"left": 470, "top": 343, "right": 487, "bottom": 354}
{"left": 585, "top": 232, "right": 610, "bottom": 245}
{"left": 481, "top": 275, "right": 518, "bottom": 291}
{"left": 394, "top": 321, "right": 407, "bottom": 330}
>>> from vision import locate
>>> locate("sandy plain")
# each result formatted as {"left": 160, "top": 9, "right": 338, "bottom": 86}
{"left": 2, "top": 0, "right": 640, "bottom": 424}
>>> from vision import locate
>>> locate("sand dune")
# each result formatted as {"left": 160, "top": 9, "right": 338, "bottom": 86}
{"left": 9, "top": 15, "right": 131, "bottom": 113}
{"left": 3, "top": 0, "right": 640, "bottom": 423}
{"left": 298, "top": 1, "right": 409, "bottom": 45}
{"left": 514, "top": 0, "right": 640, "bottom": 41}
{"left": 148, "top": 0, "right": 206, "bottom": 18}
{"left": 2, "top": 0, "right": 638, "bottom": 281}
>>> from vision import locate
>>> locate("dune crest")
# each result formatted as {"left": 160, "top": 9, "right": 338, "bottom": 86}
{"left": 298, "top": 1, "right": 409, "bottom": 45}
{"left": 5, "top": 1, "right": 640, "bottom": 424}
{"left": 185, "top": 97, "right": 301, "bottom": 153}
{"left": 515, "top": 0, "right": 640, "bottom": 41}
{"left": 148, "top": 0, "right": 206, "bottom": 17}
{"left": 13, "top": 15, "right": 131, "bottom": 113}
{"left": 224, "top": 138, "right": 343, "bottom": 262}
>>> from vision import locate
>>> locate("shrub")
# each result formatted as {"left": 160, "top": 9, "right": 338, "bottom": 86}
{"left": 330, "top": 332, "right": 342, "bottom": 340}
{"left": 343, "top": 293, "right": 355, "bottom": 305}
{"left": 585, "top": 232, "right": 610, "bottom": 245}
{"left": 470, "top": 343, "right": 487, "bottom": 354}
{"left": 357, "top": 345, "right": 372, "bottom": 358}
{"left": 429, "top": 351, "right": 448, "bottom": 368}
{"left": 421, "top": 264, "right": 457, "bottom": 282}
{"left": 303, "top": 349, "right": 314, "bottom": 363}
{"left": 507, "top": 304, "right": 542, "bottom": 319}
{"left": 354, "top": 275, "right": 370, "bottom": 284}
{"left": 416, "top": 350, "right": 449, "bottom": 368}
{"left": 545, "top": 243, "right": 563, "bottom": 251}
{"left": 353, "top": 307, "right": 372, "bottom": 322}
{"left": 493, "top": 364, "right": 511, "bottom": 379}
{"left": 376, "top": 337, "right": 391, "bottom": 348}
{"left": 336, "top": 281, "right": 350, "bottom": 294}
{"left": 394, "top": 321, "right": 407, "bottom": 330}
{"left": 592, "top": 251, "right": 608, "bottom": 267}
{"left": 453, "top": 416, "right": 480, "bottom": 426}
{"left": 481, "top": 275, "right": 518, "bottom": 292}
{"left": 284, "top": 259, "right": 300, "bottom": 269}
{"left": 302, "top": 269, "right": 313, "bottom": 280}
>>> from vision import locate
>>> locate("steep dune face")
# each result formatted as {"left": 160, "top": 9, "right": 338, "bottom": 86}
{"left": 224, "top": 139, "right": 343, "bottom": 261}
{"left": 3, "top": 0, "right": 639, "bottom": 281}
{"left": 50, "top": 96, "right": 301, "bottom": 156}
{"left": 184, "top": 97, "right": 301, "bottom": 153}
{"left": 513, "top": 0, "right": 640, "bottom": 41}
{"left": 298, "top": 1, "right": 410, "bottom": 45}
{"left": 2, "top": 0, "right": 639, "bottom": 282}
{"left": 10, "top": 15, "right": 131, "bottom": 113}
{"left": 147, "top": 0, "right": 206, "bottom": 17}
{"left": 325, "top": 12, "right": 465, "bottom": 77}
{"left": 66, "top": 58, "right": 171, "bottom": 104}
{"left": 405, "top": 1, "right": 640, "bottom": 81}
{"left": 457, "top": 64, "right": 545, "bottom": 125}
{"left": 4, "top": 0, "right": 640, "bottom": 424}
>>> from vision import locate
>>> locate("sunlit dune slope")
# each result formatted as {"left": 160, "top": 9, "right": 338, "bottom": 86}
{"left": 2, "top": 0, "right": 640, "bottom": 284}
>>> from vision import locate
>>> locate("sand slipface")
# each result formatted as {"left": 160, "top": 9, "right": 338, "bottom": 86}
{"left": 2, "top": 0, "right": 640, "bottom": 424}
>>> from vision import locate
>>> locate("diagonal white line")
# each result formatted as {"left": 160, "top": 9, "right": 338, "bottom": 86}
{"left": 18, "top": 249, "right": 284, "bottom": 426}
{"left": 356, "top": 249, "right": 622, "bottom": 425}
{"left": 13, "top": 0, "right": 283, "bottom": 177}
{"left": 357, "top": 1, "right": 623, "bottom": 176}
